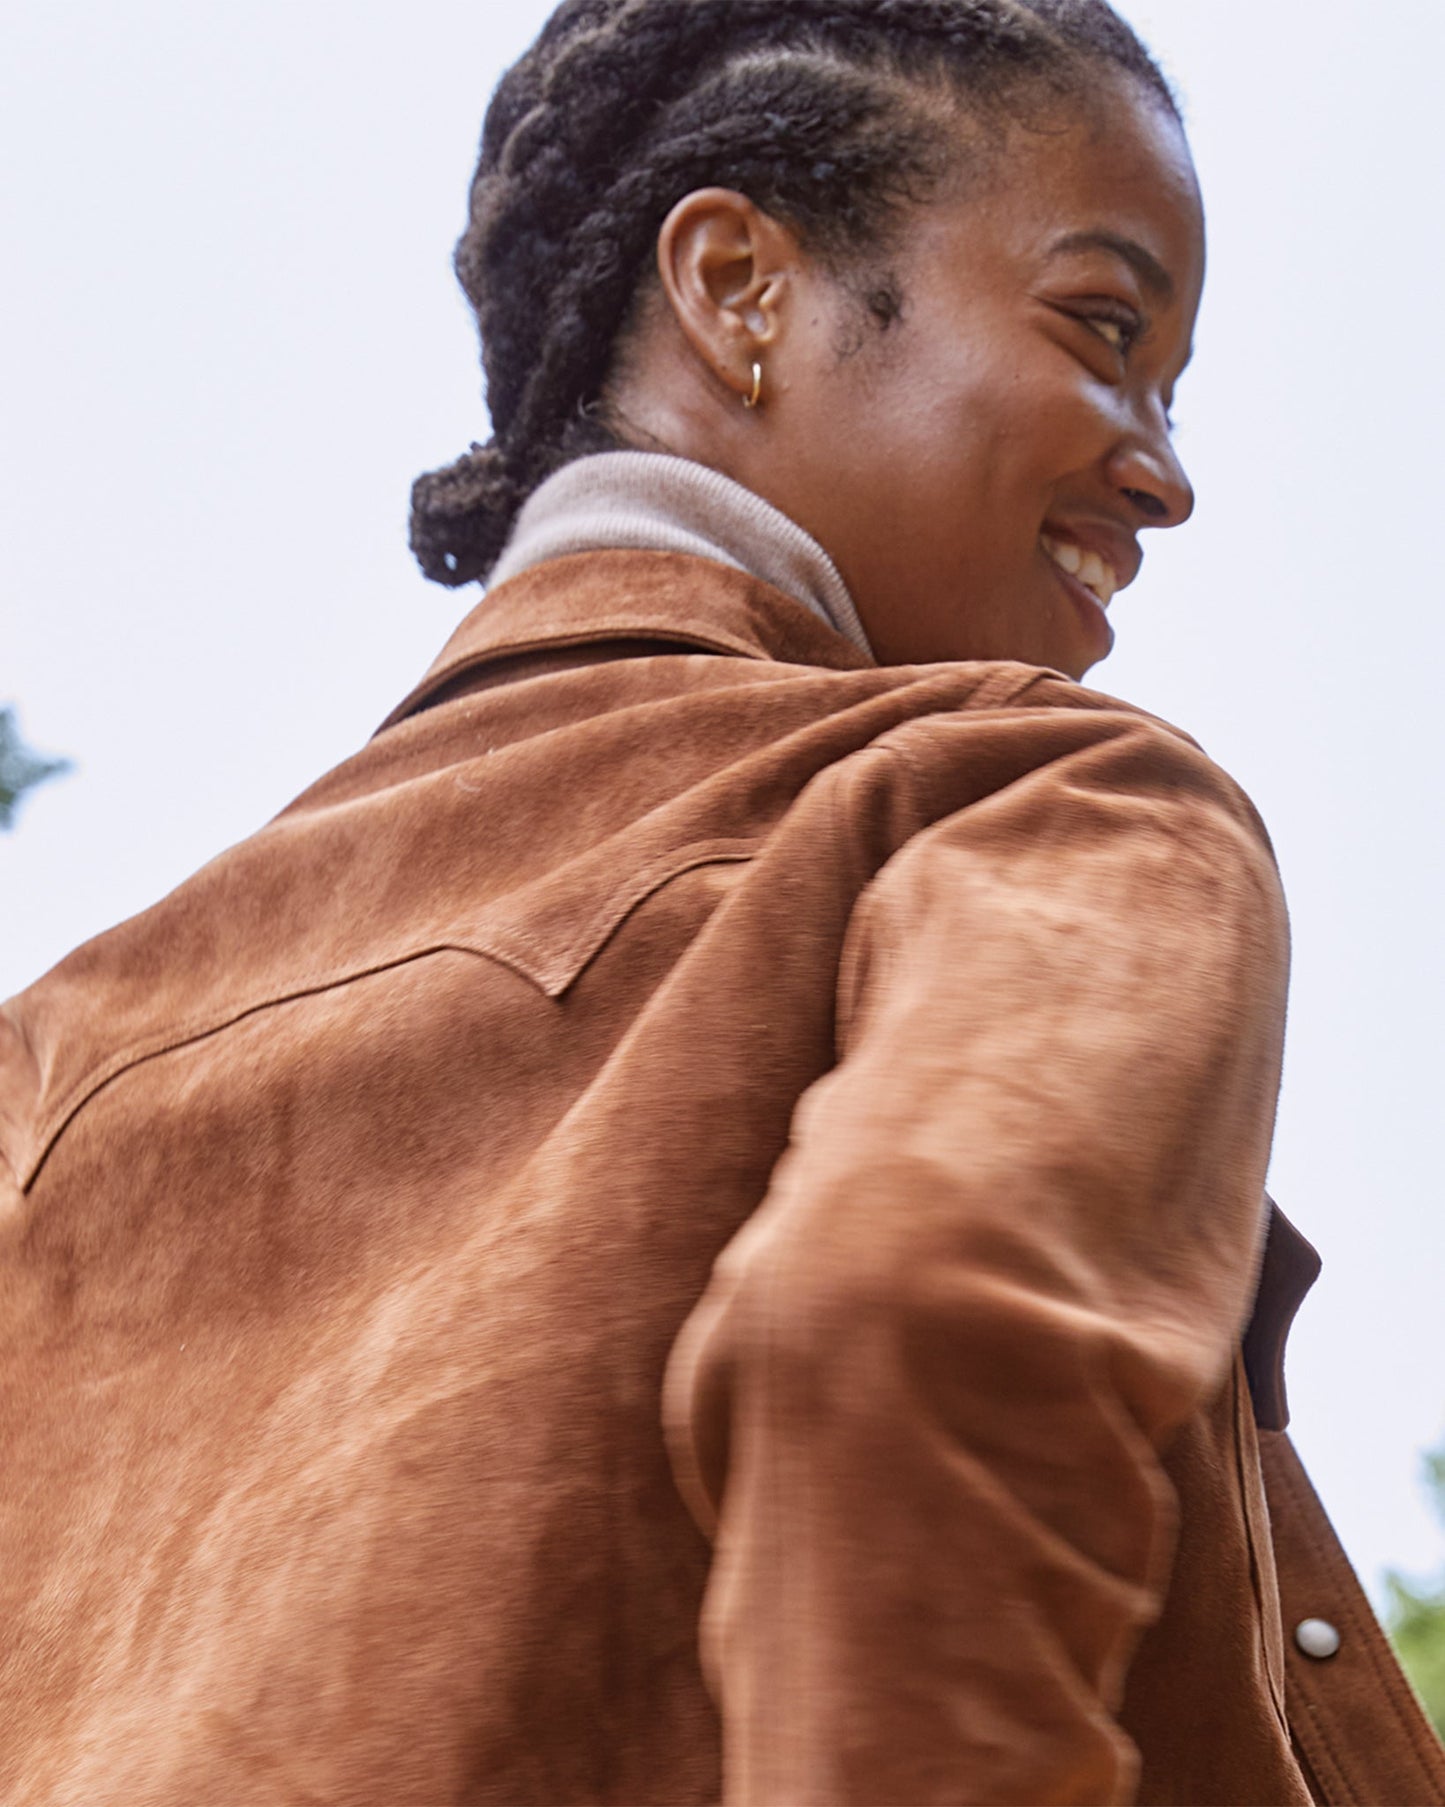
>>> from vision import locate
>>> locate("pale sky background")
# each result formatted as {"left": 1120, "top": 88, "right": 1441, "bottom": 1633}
{"left": 3, "top": 1, "right": 1443, "bottom": 1608}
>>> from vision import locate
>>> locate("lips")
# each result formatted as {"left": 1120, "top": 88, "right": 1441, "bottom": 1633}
{"left": 1040, "top": 534, "right": 1118, "bottom": 606}
{"left": 1039, "top": 537, "right": 1116, "bottom": 663}
{"left": 1038, "top": 520, "right": 1143, "bottom": 608}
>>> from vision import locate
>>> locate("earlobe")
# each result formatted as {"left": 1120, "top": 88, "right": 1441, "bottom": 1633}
{"left": 655, "top": 187, "right": 792, "bottom": 405}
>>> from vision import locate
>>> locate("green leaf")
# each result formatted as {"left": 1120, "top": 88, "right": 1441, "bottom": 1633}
{"left": 0, "top": 706, "right": 71, "bottom": 831}
{"left": 1386, "top": 1440, "right": 1445, "bottom": 1738}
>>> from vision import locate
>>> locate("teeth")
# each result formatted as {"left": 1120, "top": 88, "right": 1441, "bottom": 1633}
{"left": 1041, "top": 534, "right": 1118, "bottom": 607}
{"left": 1079, "top": 551, "right": 1113, "bottom": 600}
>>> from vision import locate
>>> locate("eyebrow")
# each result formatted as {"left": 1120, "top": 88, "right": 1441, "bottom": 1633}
{"left": 1048, "top": 230, "right": 1176, "bottom": 304}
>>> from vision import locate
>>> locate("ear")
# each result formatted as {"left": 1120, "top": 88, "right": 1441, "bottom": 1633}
{"left": 655, "top": 188, "right": 800, "bottom": 405}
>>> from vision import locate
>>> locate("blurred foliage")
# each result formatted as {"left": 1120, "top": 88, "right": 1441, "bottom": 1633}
{"left": 1386, "top": 1443, "right": 1445, "bottom": 1738}
{"left": 0, "top": 706, "right": 70, "bottom": 830}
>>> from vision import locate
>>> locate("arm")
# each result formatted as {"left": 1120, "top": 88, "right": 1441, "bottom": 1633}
{"left": 664, "top": 714, "right": 1290, "bottom": 1806}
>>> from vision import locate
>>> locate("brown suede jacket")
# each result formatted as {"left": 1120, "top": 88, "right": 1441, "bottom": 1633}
{"left": 1, "top": 551, "right": 1441, "bottom": 1805}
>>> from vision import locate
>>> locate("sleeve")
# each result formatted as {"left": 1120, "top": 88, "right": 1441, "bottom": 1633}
{"left": 662, "top": 713, "right": 1291, "bottom": 1807}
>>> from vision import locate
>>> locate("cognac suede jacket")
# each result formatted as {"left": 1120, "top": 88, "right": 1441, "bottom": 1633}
{"left": 2, "top": 552, "right": 1442, "bottom": 1807}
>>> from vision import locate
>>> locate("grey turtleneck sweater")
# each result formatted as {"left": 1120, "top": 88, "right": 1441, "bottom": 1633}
{"left": 487, "top": 451, "right": 874, "bottom": 661}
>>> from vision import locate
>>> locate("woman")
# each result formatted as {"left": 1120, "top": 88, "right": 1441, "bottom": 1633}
{"left": 1, "top": 1, "right": 1440, "bottom": 1803}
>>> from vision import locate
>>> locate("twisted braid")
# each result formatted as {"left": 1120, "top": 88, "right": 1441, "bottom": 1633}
{"left": 411, "top": 0, "right": 1176, "bottom": 586}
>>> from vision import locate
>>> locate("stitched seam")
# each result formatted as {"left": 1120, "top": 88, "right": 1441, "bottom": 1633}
{"left": 1291, "top": 1681, "right": 1359, "bottom": 1807}
{"left": 21, "top": 951, "right": 497, "bottom": 1189}
{"left": 1275, "top": 1457, "right": 1359, "bottom": 1805}
{"left": 745, "top": 742, "right": 885, "bottom": 1788}
{"left": 1279, "top": 1452, "right": 1445, "bottom": 1793}
{"left": 22, "top": 840, "right": 762, "bottom": 1189}
{"left": 480, "top": 840, "right": 758, "bottom": 993}
{"left": 479, "top": 842, "right": 752, "bottom": 962}
{"left": 1232, "top": 1362, "right": 1290, "bottom": 1730}
{"left": 1290, "top": 1728, "right": 1329, "bottom": 1807}
{"left": 379, "top": 611, "right": 784, "bottom": 728}
{"left": 1289, "top": 1462, "right": 1445, "bottom": 1776}
{"left": 18, "top": 943, "right": 544, "bottom": 1193}
{"left": 828, "top": 747, "right": 905, "bottom": 1066}
{"left": 1289, "top": 1726, "right": 1328, "bottom": 1807}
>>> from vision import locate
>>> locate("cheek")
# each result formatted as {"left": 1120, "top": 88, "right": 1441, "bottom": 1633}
{"left": 868, "top": 359, "right": 1007, "bottom": 490}
{"left": 902, "top": 346, "right": 1081, "bottom": 476}
{"left": 879, "top": 373, "right": 1054, "bottom": 550}
{"left": 958, "top": 374, "right": 1117, "bottom": 544}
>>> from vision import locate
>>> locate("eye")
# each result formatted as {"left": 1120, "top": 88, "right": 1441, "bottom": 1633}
{"left": 1089, "top": 316, "right": 1132, "bottom": 353}
{"left": 1081, "top": 305, "right": 1145, "bottom": 357}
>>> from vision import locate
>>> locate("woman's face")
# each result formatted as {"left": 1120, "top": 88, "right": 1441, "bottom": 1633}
{"left": 760, "top": 80, "right": 1205, "bottom": 679}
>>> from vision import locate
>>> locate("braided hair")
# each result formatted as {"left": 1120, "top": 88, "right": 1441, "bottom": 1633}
{"left": 410, "top": 0, "right": 1177, "bottom": 586}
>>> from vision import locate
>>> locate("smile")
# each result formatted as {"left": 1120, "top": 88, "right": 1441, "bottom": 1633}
{"left": 1039, "top": 534, "right": 1120, "bottom": 608}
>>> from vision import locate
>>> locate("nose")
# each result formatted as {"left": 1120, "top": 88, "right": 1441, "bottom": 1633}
{"left": 1108, "top": 413, "right": 1194, "bottom": 530}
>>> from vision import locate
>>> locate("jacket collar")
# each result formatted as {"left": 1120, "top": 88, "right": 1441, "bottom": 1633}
{"left": 379, "top": 549, "right": 876, "bottom": 732}
{"left": 486, "top": 451, "right": 873, "bottom": 657}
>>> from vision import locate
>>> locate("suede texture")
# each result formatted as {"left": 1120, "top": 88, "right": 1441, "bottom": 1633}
{"left": 1, "top": 551, "right": 1440, "bottom": 1805}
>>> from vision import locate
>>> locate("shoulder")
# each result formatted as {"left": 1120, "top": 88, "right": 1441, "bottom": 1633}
{"left": 827, "top": 664, "right": 1276, "bottom": 881}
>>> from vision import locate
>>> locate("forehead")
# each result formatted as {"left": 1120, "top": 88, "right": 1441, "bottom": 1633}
{"left": 929, "top": 82, "right": 1205, "bottom": 308}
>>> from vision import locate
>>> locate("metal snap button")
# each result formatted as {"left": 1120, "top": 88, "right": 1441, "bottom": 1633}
{"left": 1295, "top": 1618, "right": 1342, "bottom": 1660}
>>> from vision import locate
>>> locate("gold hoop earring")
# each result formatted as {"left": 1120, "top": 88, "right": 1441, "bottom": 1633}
{"left": 743, "top": 361, "right": 763, "bottom": 410}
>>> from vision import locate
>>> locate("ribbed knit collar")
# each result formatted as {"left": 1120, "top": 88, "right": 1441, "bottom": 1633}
{"left": 486, "top": 451, "right": 874, "bottom": 660}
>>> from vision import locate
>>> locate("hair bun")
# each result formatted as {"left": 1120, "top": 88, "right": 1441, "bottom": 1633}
{"left": 409, "top": 439, "right": 525, "bottom": 587}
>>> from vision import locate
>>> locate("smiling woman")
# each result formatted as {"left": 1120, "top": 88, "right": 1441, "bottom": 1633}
{"left": 411, "top": 0, "right": 1199, "bottom": 683}
{"left": 589, "top": 87, "right": 1202, "bottom": 678}
{"left": 2, "top": 3, "right": 1443, "bottom": 1806}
